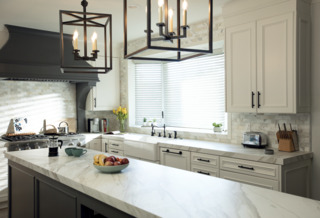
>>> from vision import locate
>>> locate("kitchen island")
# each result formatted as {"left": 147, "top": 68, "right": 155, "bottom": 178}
{"left": 5, "top": 149, "right": 320, "bottom": 218}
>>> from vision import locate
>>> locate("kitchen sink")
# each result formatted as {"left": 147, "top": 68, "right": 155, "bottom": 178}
{"left": 123, "top": 138, "right": 159, "bottom": 162}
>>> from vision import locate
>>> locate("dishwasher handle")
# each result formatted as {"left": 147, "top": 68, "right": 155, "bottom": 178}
{"left": 162, "top": 149, "right": 182, "bottom": 155}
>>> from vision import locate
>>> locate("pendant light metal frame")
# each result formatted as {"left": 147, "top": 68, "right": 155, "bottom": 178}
{"left": 60, "top": 0, "right": 112, "bottom": 73}
{"left": 124, "top": 0, "right": 213, "bottom": 62}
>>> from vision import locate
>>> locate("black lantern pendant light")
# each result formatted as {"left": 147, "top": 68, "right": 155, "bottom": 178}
{"left": 124, "top": 0, "right": 213, "bottom": 61}
{"left": 60, "top": 0, "right": 112, "bottom": 73}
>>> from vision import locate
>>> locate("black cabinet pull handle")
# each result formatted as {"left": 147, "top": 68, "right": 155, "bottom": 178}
{"left": 94, "top": 98, "right": 97, "bottom": 108}
{"left": 111, "top": 150, "right": 118, "bottom": 153}
{"left": 251, "top": 92, "right": 255, "bottom": 108}
{"left": 238, "top": 165, "right": 254, "bottom": 170}
{"left": 105, "top": 143, "right": 107, "bottom": 152}
{"left": 111, "top": 144, "right": 119, "bottom": 146}
{"left": 197, "top": 171, "right": 210, "bottom": 175}
{"left": 162, "top": 149, "right": 182, "bottom": 155}
{"left": 197, "top": 158, "right": 210, "bottom": 162}
{"left": 258, "top": 91, "right": 261, "bottom": 108}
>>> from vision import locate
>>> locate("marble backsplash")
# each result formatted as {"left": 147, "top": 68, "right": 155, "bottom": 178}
{"left": 0, "top": 80, "right": 77, "bottom": 134}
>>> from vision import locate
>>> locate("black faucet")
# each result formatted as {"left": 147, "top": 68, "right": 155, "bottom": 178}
{"left": 174, "top": 131, "right": 177, "bottom": 139}
{"left": 163, "top": 124, "right": 166, "bottom": 138}
{"left": 151, "top": 123, "right": 155, "bottom": 136}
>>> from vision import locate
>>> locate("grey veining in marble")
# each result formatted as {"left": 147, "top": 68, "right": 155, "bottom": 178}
{"left": 5, "top": 149, "right": 320, "bottom": 218}
{"left": 102, "top": 133, "right": 312, "bottom": 165}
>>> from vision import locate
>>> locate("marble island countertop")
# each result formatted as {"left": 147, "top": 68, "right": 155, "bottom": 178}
{"left": 100, "top": 133, "right": 313, "bottom": 165}
{"left": 5, "top": 149, "right": 320, "bottom": 218}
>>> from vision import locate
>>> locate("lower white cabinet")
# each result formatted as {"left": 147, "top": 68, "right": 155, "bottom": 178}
{"left": 160, "top": 147, "right": 190, "bottom": 171}
{"left": 220, "top": 170, "right": 279, "bottom": 190}
{"left": 109, "top": 149, "right": 124, "bottom": 156}
{"left": 107, "top": 139, "right": 124, "bottom": 156}
{"left": 191, "top": 152, "right": 220, "bottom": 177}
{"left": 86, "top": 139, "right": 102, "bottom": 151}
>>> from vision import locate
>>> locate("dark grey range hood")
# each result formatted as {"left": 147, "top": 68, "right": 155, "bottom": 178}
{"left": 0, "top": 24, "right": 100, "bottom": 132}
{"left": 0, "top": 24, "right": 99, "bottom": 83}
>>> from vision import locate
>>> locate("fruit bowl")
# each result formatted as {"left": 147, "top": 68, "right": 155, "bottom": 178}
{"left": 93, "top": 163, "right": 129, "bottom": 173}
{"left": 93, "top": 154, "right": 130, "bottom": 173}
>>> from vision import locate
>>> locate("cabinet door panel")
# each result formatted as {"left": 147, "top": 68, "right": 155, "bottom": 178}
{"left": 220, "top": 170, "right": 279, "bottom": 191}
{"left": 226, "top": 22, "right": 256, "bottom": 113}
{"left": 37, "top": 179, "right": 77, "bottom": 218}
{"left": 257, "top": 13, "right": 294, "bottom": 113}
{"left": 10, "top": 166, "right": 34, "bottom": 218}
{"left": 160, "top": 148, "right": 190, "bottom": 171}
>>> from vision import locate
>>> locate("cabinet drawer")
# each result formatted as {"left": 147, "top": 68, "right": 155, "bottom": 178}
{"left": 191, "top": 152, "right": 219, "bottom": 168}
{"left": 220, "top": 170, "right": 279, "bottom": 191}
{"left": 191, "top": 164, "right": 219, "bottom": 177}
{"left": 109, "top": 140, "right": 124, "bottom": 150}
{"left": 108, "top": 149, "right": 124, "bottom": 156}
{"left": 220, "top": 157, "right": 279, "bottom": 180}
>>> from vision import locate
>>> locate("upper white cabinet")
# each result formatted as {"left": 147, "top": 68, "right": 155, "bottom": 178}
{"left": 224, "top": 0, "right": 311, "bottom": 113}
{"left": 86, "top": 57, "right": 120, "bottom": 111}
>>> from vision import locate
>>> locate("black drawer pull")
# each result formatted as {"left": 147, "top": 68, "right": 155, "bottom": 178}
{"left": 251, "top": 91, "right": 255, "bottom": 108}
{"left": 111, "top": 150, "right": 118, "bottom": 153}
{"left": 162, "top": 149, "right": 182, "bottom": 155}
{"left": 258, "top": 91, "right": 261, "bottom": 108}
{"left": 197, "top": 158, "right": 210, "bottom": 162}
{"left": 197, "top": 171, "right": 210, "bottom": 175}
{"left": 238, "top": 165, "right": 254, "bottom": 170}
{"left": 111, "top": 144, "right": 119, "bottom": 146}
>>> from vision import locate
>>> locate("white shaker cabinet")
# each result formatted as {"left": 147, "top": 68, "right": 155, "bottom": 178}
{"left": 86, "top": 57, "right": 120, "bottom": 111}
{"left": 86, "top": 139, "right": 102, "bottom": 151}
{"left": 224, "top": 0, "right": 311, "bottom": 113}
{"left": 160, "top": 147, "right": 190, "bottom": 171}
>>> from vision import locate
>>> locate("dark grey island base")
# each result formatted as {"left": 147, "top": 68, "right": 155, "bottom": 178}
{"left": 9, "top": 161, "right": 134, "bottom": 218}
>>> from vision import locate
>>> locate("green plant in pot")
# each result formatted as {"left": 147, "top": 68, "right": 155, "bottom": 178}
{"left": 212, "top": 123, "right": 223, "bottom": 132}
{"left": 143, "top": 117, "right": 147, "bottom": 126}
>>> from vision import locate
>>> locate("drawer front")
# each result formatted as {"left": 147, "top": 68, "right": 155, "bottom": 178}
{"left": 191, "top": 164, "right": 219, "bottom": 177}
{"left": 220, "top": 157, "right": 279, "bottom": 180}
{"left": 108, "top": 149, "right": 124, "bottom": 156}
{"left": 109, "top": 140, "right": 124, "bottom": 150}
{"left": 220, "top": 170, "right": 279, "bottom": 191}
{"left": 191, "top": 152, "right": 219, "bottom": 168}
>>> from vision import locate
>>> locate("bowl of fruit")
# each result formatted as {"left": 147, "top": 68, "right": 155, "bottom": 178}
{"left": 93, "top": 154, "right": 129, "bottom": 173}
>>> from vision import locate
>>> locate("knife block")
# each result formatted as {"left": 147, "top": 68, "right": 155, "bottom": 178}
{"left": 276, "top": 131, "right": 298, "bottom": 152}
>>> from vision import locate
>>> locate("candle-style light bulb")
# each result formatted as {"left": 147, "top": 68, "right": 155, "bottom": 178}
{"left": 168, "top": 8, "right": 173, "bottom": 32}
{"left": 73, "top": 30, "right": 79, "bottom": 50}
{"left": 158, "top": 0, "right": 164, "bottom": 23}
{"left": 182, "top": 0, "right": 188, "bottom": 26}
{"left": 91, "top": 32, "right": 97, "bottom": 51}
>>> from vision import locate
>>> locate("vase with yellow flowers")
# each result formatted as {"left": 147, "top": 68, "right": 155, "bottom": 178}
{"left": 113, "top": 106, "right": 128, "bottom": 133}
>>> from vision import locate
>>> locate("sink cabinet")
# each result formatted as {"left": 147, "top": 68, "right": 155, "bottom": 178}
{"left": 224, "top": 0, "right": 311, "bottom": 113}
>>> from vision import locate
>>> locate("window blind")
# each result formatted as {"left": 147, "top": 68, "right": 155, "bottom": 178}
{"left": 135, "top": 63, "right": 163, "bottom": 125}
{"left": 134, "top": 54, "right": 226, "bottom": 129}
{"left": 164, "top": 54, "right": 225, "bottom": 129}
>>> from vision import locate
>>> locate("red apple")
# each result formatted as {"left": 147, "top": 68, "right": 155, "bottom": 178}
{"left": 121, "top": 158, "right": 129, "bottom": 165}
{"left": 104, "top": 161, "right": 114, "bottom": 166}
{"left": 106, "top": 156, "right": 116, "bottom": 162}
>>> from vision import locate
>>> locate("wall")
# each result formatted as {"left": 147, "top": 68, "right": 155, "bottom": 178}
{"left": 0, "top": 81, "right": 77, "bottom": 134}
{"left": 311, "top": 0, "right": 320, "bottom": 201}
{"left": 119, "top": 17, "right": 311, "bottom": 152}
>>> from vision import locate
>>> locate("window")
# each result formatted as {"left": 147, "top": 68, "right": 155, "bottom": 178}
{"left": 134, "top": 54, "right": 226, "bottom": 130}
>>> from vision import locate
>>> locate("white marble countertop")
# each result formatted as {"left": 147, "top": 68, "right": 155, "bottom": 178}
{"left": 100, "top": 133, "right": 312, "bottom": 165}
{"left": 5, "top": 149, "right": 320, "bottom": 218}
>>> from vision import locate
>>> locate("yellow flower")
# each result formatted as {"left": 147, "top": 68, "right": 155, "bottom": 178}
{"left": 122, "top": 108, "right": 126, "bottom": 115}
{"left": 117, "top": 106, "right": 122, "bottom": 112}
{"left": 113, "top": 109, "right": 116, "bottom": 114}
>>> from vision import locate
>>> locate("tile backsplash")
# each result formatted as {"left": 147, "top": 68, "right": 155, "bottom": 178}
{"left": 0, "top": 81, "right": 77, "bottom": 134}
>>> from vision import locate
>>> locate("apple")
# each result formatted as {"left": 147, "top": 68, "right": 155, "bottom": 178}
{"left": 104, "top": 161, "right": 114, "bottom": 166}
{"left": 106, "top": 156, "right": 116, "bottom": 162}
{"left": 114, "top": 161, "right": 121, "bottom": 166}
{"left": 121, "top": 158, "right": 129, "bottom": 165}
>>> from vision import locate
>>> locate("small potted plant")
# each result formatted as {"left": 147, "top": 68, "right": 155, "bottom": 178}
{"left": 143, "top": 117, "right": 147, "bottom": 126}
{"left": 212, "top": 123, "right": 223, "bottom": 132}
{"left": 152, "top": 118, "right": 157, "bottom": 127}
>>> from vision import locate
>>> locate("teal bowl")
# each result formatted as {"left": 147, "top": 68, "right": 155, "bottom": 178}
{"left": 93, "top": 163, "right": 129, "bottom": 173}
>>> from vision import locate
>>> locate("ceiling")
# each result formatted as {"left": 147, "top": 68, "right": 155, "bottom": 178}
{"left": 0, "top": 0, "right": 232, "bottom": 57}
